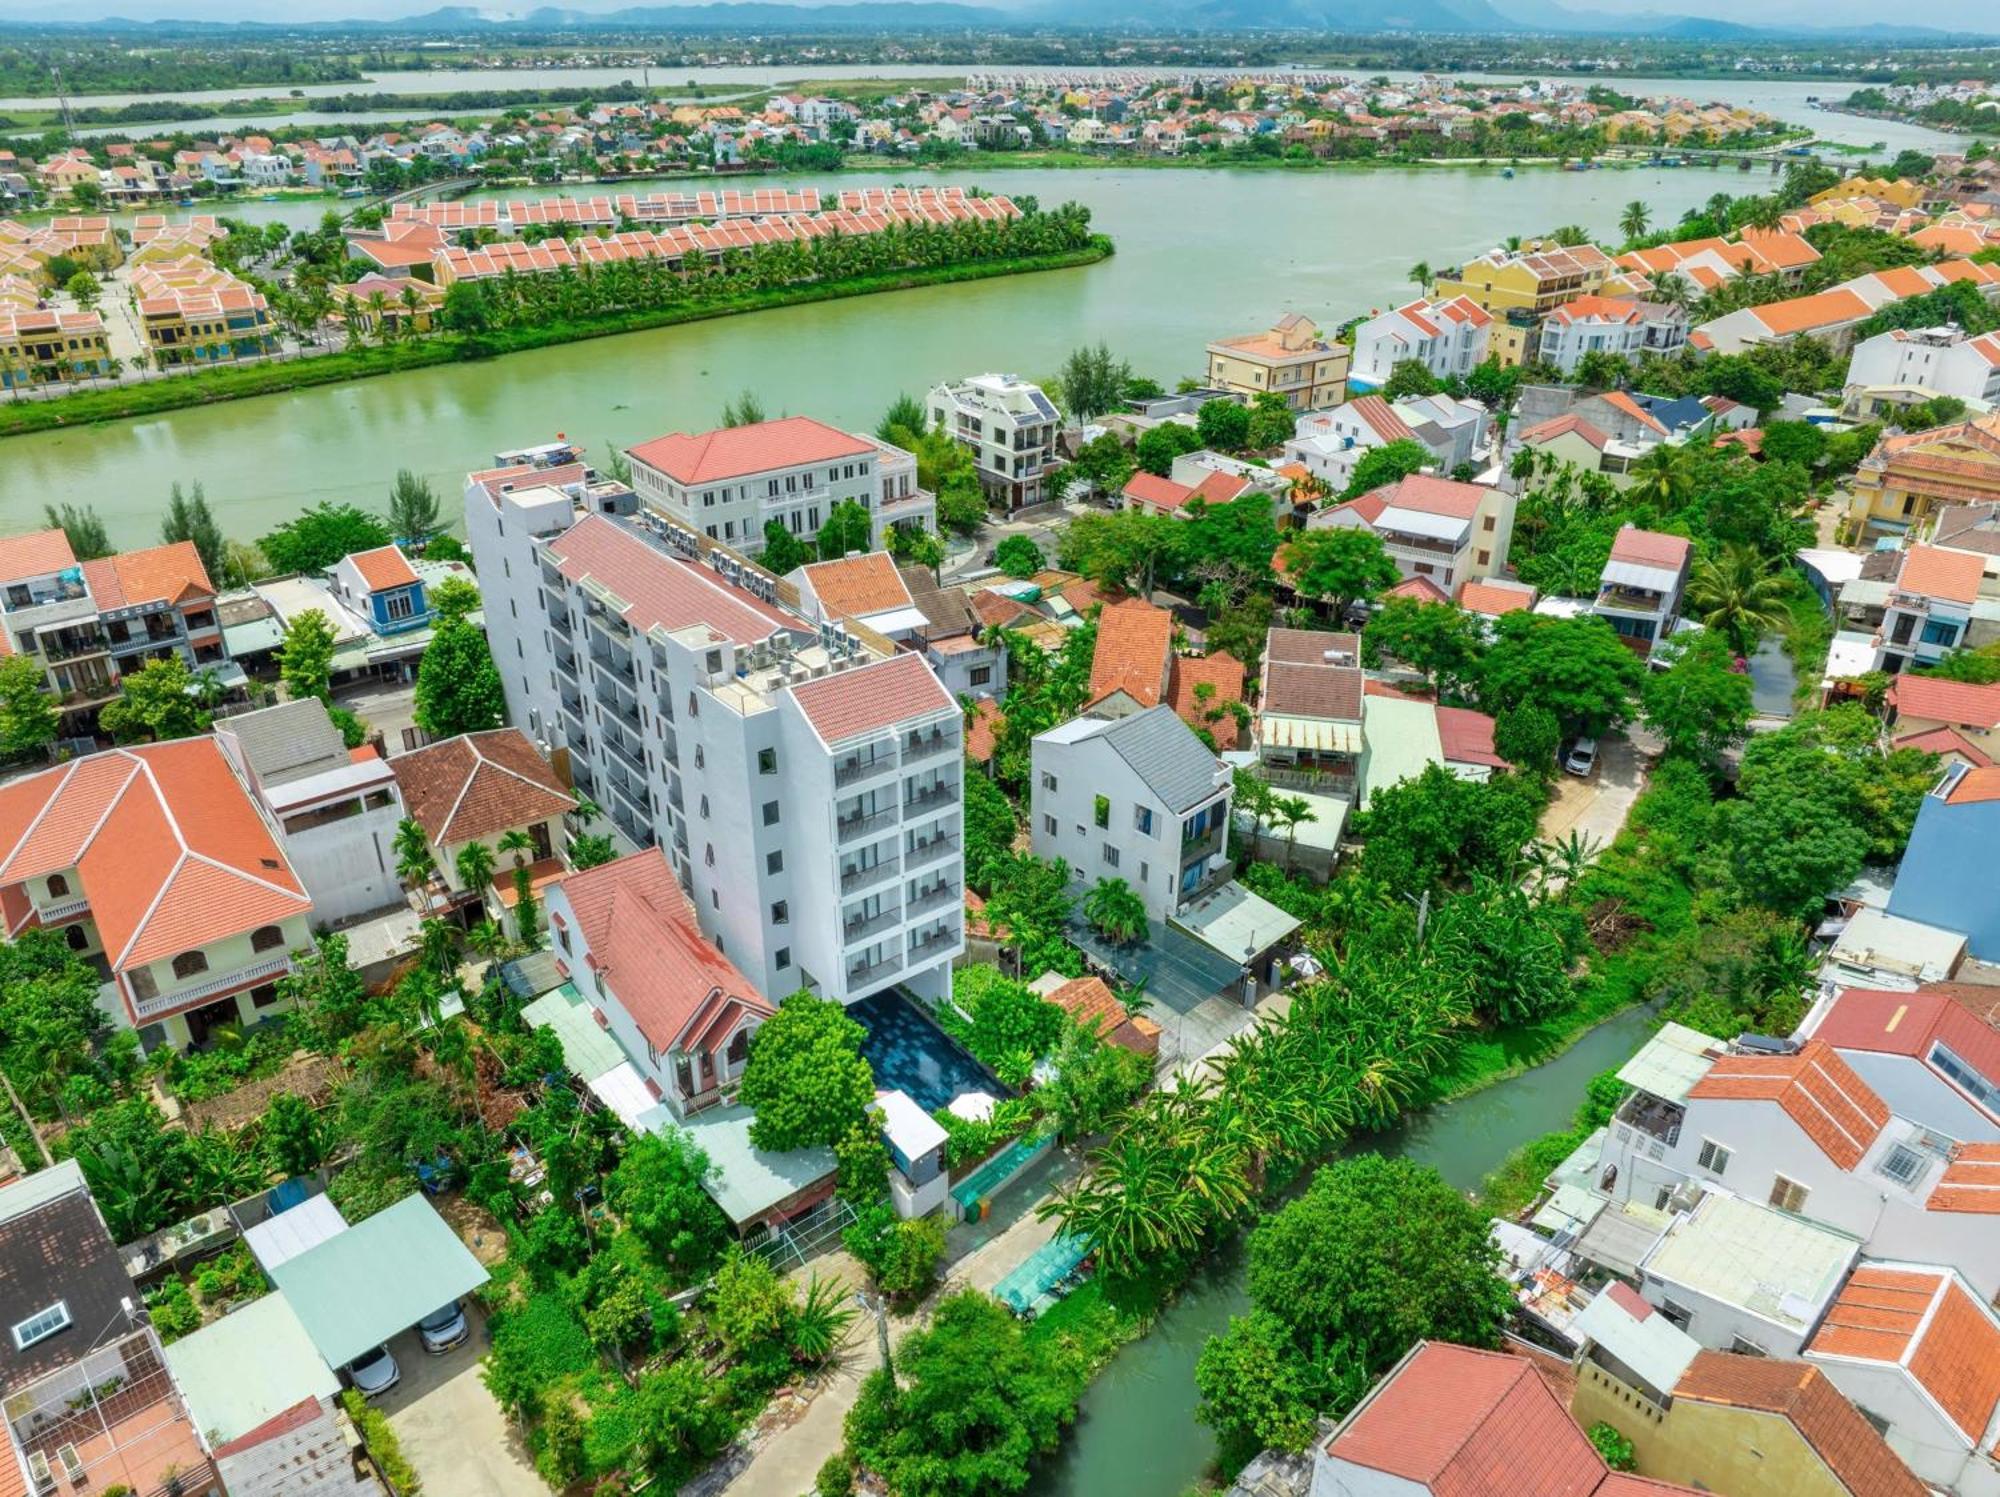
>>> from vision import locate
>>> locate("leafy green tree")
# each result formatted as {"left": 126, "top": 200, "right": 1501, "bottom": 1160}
{"left": 413, "top": 614, "right": 506, "bottom": 739}
{"left": 1083, "top": 876, "right": 1148, "bottom": 944}
{"left": 278, "top": 607, "right": 337, "bottom": 705}
{"left": 759, "top": 520, "right": 816, "bottom": 575}
{"left": 1381, "top": 359, "right": 1441, "bottom": 400}
{"left": 1196, "top": 1310, "right": 1320, "bottom": 1468}
{"left": 1643, "top": 634, "right": 1754, "bottom": 766}
{"left": 1057, "top": 342, "right": 1132, "bottom": 422}
{"left": 816, "top": 500, "right": 873, "bottom": 562}
{"left": 568, "top": 833, "right": 616, "bottom": 870}
{"left": 1242, "top": 1156, "right": 1512, "bottom": 1410}
{"left": 886, "top": 525, "right": 945, "bottom": 571}
{"left": 1356, "top": 763, "right": 1542, "bottom": 895}
{"left": 1135, "top": 422, "right": 1203, "bottom": 477}
{"left": 259, "top": 502, "right": 393, "bottom": 576}
{"left": 876, "top": 392, "right": 928, "bottom": 443}
{"left": 842, "top": 1203, "right": 947, "bottom": 1304}
{"left": 1363, "top": 595, "right": 1486, "bottom": 692}
{"left": 1428, "top": 876, "right": 1574, "bottom": 1026}
{"left": 962, "top": 770, "right": 1019, "bottom": 894}
{"left": 739, "top": 993, "right": 876, "bottom": 1153}
{"left": 1465, "top": 359, "right": 1521, "bottom": 411}
{"left": 1342, "top": 438, "right": 1432, "bottom": 499}
{"left": 719, "top": 390, "right": 768, "bottom": 428}
{"left": 1479, "top": 612, "right": 1644, "bottom": 738}
{"left": 429, "top": 575, "right": 480, "bottom": 624}
{"left": 260, "top": 1093, "right": 327, "bottom": 1178}
{"left": 949, "top": 965, "right": 1066, "bottom": 1083}
{"left": 440, "top": 280, "right": 490, "bottom": 332}
{"left": 100, "top": 655, "right": 212, "bottom": 743}
{"left": 387, "top": 469, "right": 443, "bottom": 550}
{"left": 981, "top": 852, "right": 1083, "bottom": 980}
{"left": 1060, "top": 509, "right": 1183, "bottom": 596}
{"left": 42, "top": 503, "right": 112, "bottom": 560}
{"left": 61, "top": 1098, "right": 202, "bottom": 1240}
{"left": 1246, "top": 391, "right": 1298, "bottom": 450}
{"left": 1197, "top": 398, "right": 1252, "bottom": 452}
{"left": 844, "top": 1291, "right": 1079, "bottom": 1497}
{"left": 1684, "top": 544, "right": 1793, "bottom": 656}
{"left": 279, "top": 933, "right": 372, "bottom": 1052}
{"left": 1282, "top": 528, "right": 1398, "bottom": 616}
{"left": 0, "top": 655, "right": 59, "bottom": 762}
{"left": 161, "top": 481, "right": 228, "bottom": 585}
{"left": 1494, "top": 702, "right": 1562, "bottom": 777}
{"left": 64, "top": 269, "right": 101, "bottom": 312}
{"left": 0, "top": 932, "right": 108, "bottom": 1113}
{"left": 1726, "top": 750, "right": 1873, "bottom": 916}
{"left": 994, "top": 535, "right": 1045, "bottom": 579}
{"left": 1181, "top": 493, "right": 1279, "bottom": 590}
{"left": 606, "top": 1130, "right": 730, "bottom": 1285}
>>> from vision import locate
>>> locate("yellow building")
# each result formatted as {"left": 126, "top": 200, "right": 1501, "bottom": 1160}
{"left": 0, "top": 306, "right": 110, "bottom": 388}
{"left": 1847, "top": 412, "right": 2000, "bottom": 536}
{"left": 1432, "top": 243, "right": 1618, "bottom": 322}
{"left": 1812, "top": 175, "right": 1926, "bottom": 211}
{"left": 131, "top": 258, "right": 277, "bottom": 367}
{"left": 1205, "top": 312, "right": 1348, "bottom": 411}
{"left": 1572, "top": 1342, "right": 1925, "bottom": 1497}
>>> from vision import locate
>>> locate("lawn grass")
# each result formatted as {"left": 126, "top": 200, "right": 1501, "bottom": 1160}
{"left": 0, "top": 240, "right": 1110, "bottom": 440}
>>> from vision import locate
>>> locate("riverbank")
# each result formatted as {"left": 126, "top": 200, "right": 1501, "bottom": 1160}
{"left": 861, "top": 144, "right": 1803, "bottom": 175}
{"left": 0, "top": 239, "right": 1111, "bottom": 440}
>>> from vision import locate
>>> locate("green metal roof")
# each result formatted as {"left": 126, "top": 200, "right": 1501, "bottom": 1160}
{"left": 522, "top": 982, "right": 625, "bottom": 1082}
{"left": 165, "top": 1293, "right": 339, "bottom": 1446}
{"left": 268, "top": 1194, "right": 490, "bottom": 1370}
{"left": 679, "top": 1105, "right": 835, "bottom": 1228}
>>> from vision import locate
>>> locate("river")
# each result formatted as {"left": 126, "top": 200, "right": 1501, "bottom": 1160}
{"left": 1, "top": 162, "right": 1746, "bottom": 546}
{"left": 5, "top": 66, "right": 1965, "bottom": 154}
{"left": 1032, "top": 1002, "right": 1660, "bottom": 1497}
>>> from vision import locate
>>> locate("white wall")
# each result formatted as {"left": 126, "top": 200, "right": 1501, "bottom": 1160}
{"left": 284, "top": 795, "right": 404, "bottom": 926}
{"left": 1837, "top": 1049, "right": 2000, "bottom": 1143}
{"left": 1638, "top": 1269, "right": 1812, "bottom": 1358}
{"left": 1809, "top": 1356, "right": 2000, "bottom": 1495}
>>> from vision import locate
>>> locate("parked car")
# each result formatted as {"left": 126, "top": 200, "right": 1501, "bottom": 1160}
{"left": 1563, "top": 737, "right": 1599, "bottom": 777}
{"left": 348, "top": 1344, "right": 400, "bottom": 1397}
{"left": 418, "top": 1301, "right": 469, "bottom": 1354}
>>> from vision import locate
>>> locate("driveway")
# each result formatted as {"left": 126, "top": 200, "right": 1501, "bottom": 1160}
{"left": 1539, "top": 731, "right": 1646, "bottom": 855}
{"left": 377, "top": 1311, "right": 544, "bottom": 1497}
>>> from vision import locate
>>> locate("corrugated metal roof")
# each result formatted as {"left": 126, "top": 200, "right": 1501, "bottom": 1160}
{"left": 165, "top": 1294, "right": 339, "bottom": 1446}
{"left": 268, "top": 1194, "right": 490, "bottom": 1370}
{"left": 1616, "top": 1021, "right": 1724, "bottom": 1104}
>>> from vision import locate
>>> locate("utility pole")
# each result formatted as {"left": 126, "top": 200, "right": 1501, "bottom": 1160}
{"left": 49, "top": 64, "right": 75, "bottom": 139}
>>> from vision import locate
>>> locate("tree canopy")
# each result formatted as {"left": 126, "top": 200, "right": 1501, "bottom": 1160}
{"left": 260, "top": 502, "right": 393, "bottom": 576}
{"left": 738, "top": 993, "right": 876, "bottom": 1153}
{"left": 414, "top": 612, "right": 507, "bottom": 739}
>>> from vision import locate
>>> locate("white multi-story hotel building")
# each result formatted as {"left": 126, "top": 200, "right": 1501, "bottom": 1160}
{"left": 465, "top": 462, "right": 965, "bottom": 1008}
{"left": 927, "top": 373, "right": 1061, "bottom": 511}
{"left": 622, "top": 416, "right": 934, "bottom": 558}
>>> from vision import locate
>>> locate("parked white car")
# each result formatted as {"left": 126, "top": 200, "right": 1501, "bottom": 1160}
{"left": 1563, "top": 737, "right": 1599, "bottom": 777}
{"left": 348, "top": 1344, "right": 400, "bottom": 1397}
{"left": 418, "top": 1302, "right": 469, "bottom": 1354}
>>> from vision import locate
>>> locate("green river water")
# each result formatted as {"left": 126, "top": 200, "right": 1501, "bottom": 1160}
{"left": 1034, "top": 1003, "right": 1658, "bottom": 1497}
{"left": 0, "top": 163, "right": 1742, "bottom": 545}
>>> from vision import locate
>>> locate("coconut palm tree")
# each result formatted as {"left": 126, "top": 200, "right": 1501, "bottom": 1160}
{"left": 1619, "top": 199, "right": 1651, "bottom": 242}
{"left": 497, "top": 827, "right": 535, "bottom": 870}
{"left": 1628, "top": 441, "right": 1700, "bottom": 514}
{"left": 1083, "top": 877, "right": 1148, "bottom": 944}
{"left": 393, "top": 817, "right": 436, "bottom": 886}
{"left": 1407, "top": 260, "right": 1432, "bottom": 291}
{"left": 1684, "top": 543, "right": 1793, "bottom": 656}
{"left": 455, "top": 840, "right": 496, "bottom": 893}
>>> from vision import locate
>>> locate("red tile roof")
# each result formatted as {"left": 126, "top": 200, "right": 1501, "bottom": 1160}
{"left": 1168, "top": 652, "right": 1246, "bottom": 750}
{"left": 1437, "top": 705, "right": 1509, "bottom": 770}
{"left": 970, "top": 588, "right": 1038, "bottom": 632}
{"left": 1811, "top": 983, "right": 2000, "bottom": 1113}
{"left": 1608, "top": 526, "right": 1693, "bottom": 571}
{"left": 1044, "top": 975, "right": 1160, "bottom": 1055}
{"left": 80, "top": 541, "right": 213, "bottom": 610}
{"left": 965, "top": 696, "right": 1003, "bottom": 764}
{"left": 627, "top": 416, "right": 872, "bottom": 485}
{"left": 1686, "top": 1040, "right": 1889, "bottom": 1170}
{"left": 1122, "top": 470, "right": 1197, "bottom": 514}
{"left": 1326, "top": 1342, "right": 1609, "bottom": 1497}
{"left": 1944, "top": 764, "right": 2000, "bottom": 803}
{"left": 1893, "top": 725, "right": 1993, "bottom": 766}
{"left": 1520, "top": 412, "right": 1611, "bottom": 450}
{"left": 0, "top": 741, "right": 310, "bottom": 975}
{"left": 1458, "top": 578, "right": 1537, "bottom": 616}
{"left": 797, "top": 552, "right": 912, "bottom": 618}
{"left": 1931, "top": 1141, "right": 2000, "bottom": 1214}
{"left": 788, "top": 650, "right": 952, "bottom": 746}
{"left": 1897, "top": 544, "right": 1986, "bottom": 605}
{"left": 1888, "top": 673, "right": 2000, "bottom": 730}
{"left": 1386, "top": 574, "right": 1452, "bottom": 604}
{"left": 1671, "top": 1353, "right": 1927, "bottom": 1497}
{"left": 1348, "top": 394, "right": 1418, "bottom": 445}
{"left": 1089, "top": 599, "right": 1175, "bottom": 708}
{"left": 1809, "top": 1267, "right": 2000, "bottom": 1447}
{"left": 556, "top": 848, "right": 771, "bottom": 1056}
{"left": 346, "top": 545, "right": 420, "bottom": 592}
{"left": 545, "top": 513, "right": 794, "bottom": 645}
{"left": 389, "top": 729, "right": 574, "bottom": 849}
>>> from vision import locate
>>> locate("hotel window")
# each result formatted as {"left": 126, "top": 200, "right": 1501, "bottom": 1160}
{"left": 771, "top": 901, "right": 789, "bottom": 925}
{"left": 172, "top": 949, "right": 209, "bottom": 980}
{"left": 767, "top": 850, "right": 783, "bottom": 875}
{"left": 1768, "top": 1176, "right": 1809, "bottom": 1214}
{"left": 384, "top": 590, "right": 416, "bottom": 621}
{"left": 250, "top": 924, "right": 286, "bottom": 954}
{"left": 45, "top": 873, "right": 67, "bottom": 898}
{"left": 1696, "top": 1138, "right": 1730, "bottom": 1176}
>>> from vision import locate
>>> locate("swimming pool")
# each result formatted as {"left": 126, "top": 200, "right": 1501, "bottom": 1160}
{"left": 850, "top": 988, "right": 1002, "bottom": 1114}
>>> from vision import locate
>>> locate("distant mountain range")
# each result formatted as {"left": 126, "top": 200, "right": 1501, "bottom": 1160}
{"left": 6, "top": 0, "right": 1997, "bottom": 38}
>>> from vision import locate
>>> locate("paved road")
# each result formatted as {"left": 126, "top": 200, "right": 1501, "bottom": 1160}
{"left": 1539, "top": 731, "right": 1646, "bottom": 856}
{"left": 380, "top": 1311, "right": 544, "bottom": 1497}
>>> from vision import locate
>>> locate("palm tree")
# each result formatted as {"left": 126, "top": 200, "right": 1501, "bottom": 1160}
{"left": 1628, "top": 442, "right": 1700, "bottom": 514}
{"left": 1271, "top": 793, "right": 1315, "bottom": 872}
{"left": 455, "top": 840, "right": 496, "bottom": 893}
{"left": 418, "top": 916, "right": 462, "bottom": 981}
{"left": 570, "top": 794, "right": 602, "bottom": 831}
{"left": 1619, "top": 199, "right": 1651, "bottom": 242}
{"left": 1407, "top": 260, "right": 1432, "bottom": 291}
{"left": 1083, "top": 877, "right": 1147, "bottom": 944}
{"left": 466, "top": 918, "right": 509, "bottom": 965}
{"left": 1684, "top": 544, "right": 1793, "bottom": 656}
{"left": 393, "top": 817, "right": 436, "bottom": 887}
{"left": 497, "top": 828, "right": 534, "bottom": 870}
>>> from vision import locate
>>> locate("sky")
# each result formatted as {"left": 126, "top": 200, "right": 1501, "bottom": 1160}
{"left": 4, "top": 0, "right": 1996, "bottom": 31}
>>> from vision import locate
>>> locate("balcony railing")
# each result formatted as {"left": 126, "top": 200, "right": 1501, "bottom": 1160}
{"left": 902, "top": 731, "right": 954, "bottom": 763}
{"left": 1181, "top": 823, "right": 1226, "bottom": 864}
{"left": 843, "top": 905, "right": 903, "bottom": 944}
{"left": 904, "top": 781, "right": 958, "bottom": 816}
{"left": 905, "top": 835, "right": 959, "bottom": 872}
{"left": 131, "top": 952, "right": 292, "bottom": 1021}
{"left": 1596, "top": 585, "right": 1666, "bottom": 613}
{"left": 1615, "top": 1093, "right": 1685, "bottom": 1147}
{"left": 40, "top": 631, "right": 108, "bottom": 662}
{"left": 835, "top": 750, "right": 897, "bottom": 788}
{"left": 35, "top": 894, "right": 90, "bottom": 923}
{"left": 847, "top": 952, "right": 904, "bottom": 988}
{"left": 838, "top": 806, "right": 898, "bottom": 844}
{"left": 908, "top": 922, "right": 960, "bottom": 959}
{"left": 604, "top": 731, "right": 647, "bottom": 779}
{"left": 608, "top": 773, "right": 653, "bottom": 819}
{"left": 907, "top": 881, "right": 959, "bottom": 918}
{"left": 841, "top": 857, "right": 900, "bottom": 894}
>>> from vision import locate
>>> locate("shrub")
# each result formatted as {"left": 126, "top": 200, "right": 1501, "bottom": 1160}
{"left": 815, "top": 1453, "right": 855, "bottom": 1497}
{"left": 343, "top": 1388, "right": 423, "bottom": 1494}
{"left": 1589, "top": 1421, "right": 1636, "bottom": 1472}
{"left": 843, "top": 1205, "right": 948, "bottom": 1305}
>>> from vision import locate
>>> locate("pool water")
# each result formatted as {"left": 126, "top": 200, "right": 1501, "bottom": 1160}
{"left": 850, "top": 988, "right": 1003, "bottom": 1114}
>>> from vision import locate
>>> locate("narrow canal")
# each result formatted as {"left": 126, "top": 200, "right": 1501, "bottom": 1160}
{"left": 1031, "top": 1002, "right": 1659, "bottom": 1497}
